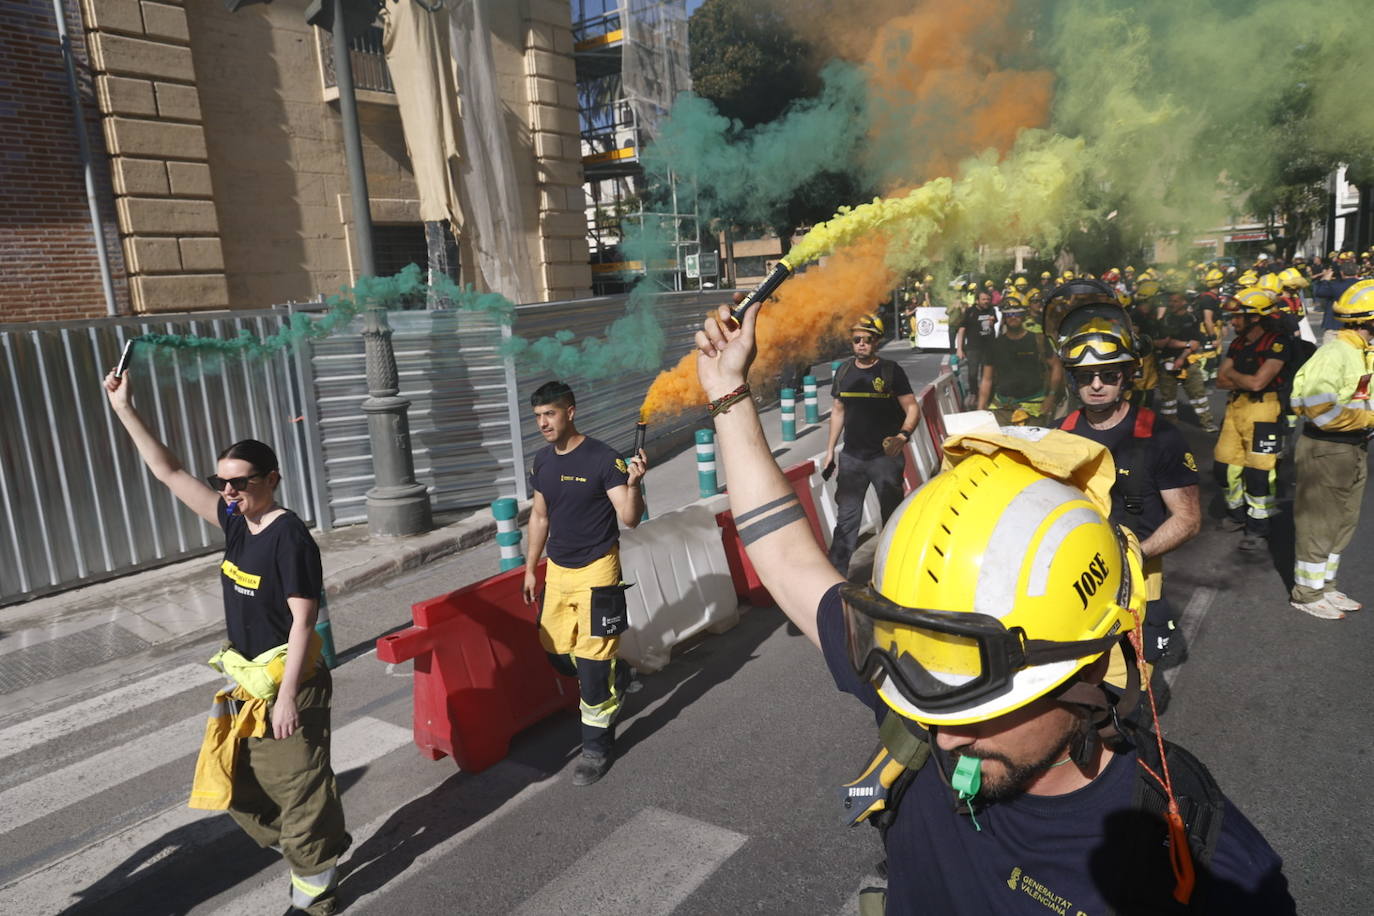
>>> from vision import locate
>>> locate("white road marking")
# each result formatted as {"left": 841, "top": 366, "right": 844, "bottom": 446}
{"left": 0, "top": 662, "right": 221, "bottom": 763}
{"left": 1166, "top": 586, "right": 1217, "bottom": 687}
{"left": 0, "top": 717, "right": 412, "bottom": 911}
{"left": 221, "top": 761, "right": 561, "bottom": 916}
{"left": 508, "top": 806, "right": 748, "bottom": 916}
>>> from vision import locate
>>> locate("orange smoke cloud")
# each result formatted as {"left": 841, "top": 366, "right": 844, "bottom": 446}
{"left": 641, "top": 237, "right": 894, "bottom": 421}
{"left": 859, "top": 0, "right": 1054, "bottom": 185}
{"left": 640, "top": 0, "right": 1055, "bottom": 421}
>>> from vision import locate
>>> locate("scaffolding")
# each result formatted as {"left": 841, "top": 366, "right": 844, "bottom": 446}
{"left": 572, "top": 0, "right": 701, "bottom": 294}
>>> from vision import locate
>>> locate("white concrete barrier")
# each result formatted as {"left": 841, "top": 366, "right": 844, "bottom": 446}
{"left": 617, "top": 503, "right": 739, "bottom": 673}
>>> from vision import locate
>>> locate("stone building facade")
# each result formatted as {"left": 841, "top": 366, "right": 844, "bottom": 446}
{"left": 1, "top": 0, "right": 591, "bottom": 320}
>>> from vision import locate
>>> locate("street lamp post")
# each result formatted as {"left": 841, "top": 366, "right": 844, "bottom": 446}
{"left": 332, "top": 0, "right": 431, "bottom": 535}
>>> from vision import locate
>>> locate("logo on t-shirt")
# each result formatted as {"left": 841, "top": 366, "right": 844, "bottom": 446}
{"left": 1183, "top": 452, "right": 1198, "bottom": 472}
{"left": 1005, "top": 865, "right": 1085, "bottom": 915}
{"left": 220, "top": 559, "right": 260, "bottom": 596}
{"left": 560, "top": 474, "right": 588, "bottom": 483}
{"left": 615, "top": 457, "right": 628, "bottom": 474}
{"left": 873, "top": 375, "right": 886, "bottom": 393}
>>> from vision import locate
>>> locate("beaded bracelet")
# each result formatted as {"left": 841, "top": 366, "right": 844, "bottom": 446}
{"left": 707, "top": 383, "right": 752, "bottom": 416}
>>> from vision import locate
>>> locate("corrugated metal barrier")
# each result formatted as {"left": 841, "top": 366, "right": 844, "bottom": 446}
{"left": 1, "top": 311, "right": 315, "bottom": 605}
{"left": 2, "top": 290, "right": 728, "bottom": 605}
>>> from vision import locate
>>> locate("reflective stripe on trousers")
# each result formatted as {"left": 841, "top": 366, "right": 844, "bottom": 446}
{"left": 291, "top": 865, "right": 337, "bottom": 909}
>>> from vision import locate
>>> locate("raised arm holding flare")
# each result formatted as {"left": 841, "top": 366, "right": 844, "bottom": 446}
{"left": 695, "top": 297, "right": 1293, "bottom": 915}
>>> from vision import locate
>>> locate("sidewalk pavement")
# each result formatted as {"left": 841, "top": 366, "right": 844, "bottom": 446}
{"left": 0, "top": 341, "right": 945, "bottom": 707}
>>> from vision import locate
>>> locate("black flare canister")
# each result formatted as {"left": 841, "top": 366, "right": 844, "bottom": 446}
{"left": 728, "top": 261, "right": 794, "bottom": 324}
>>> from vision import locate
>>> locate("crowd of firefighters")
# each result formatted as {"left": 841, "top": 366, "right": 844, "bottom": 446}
{"left": 891, "top": 250, "right": 1374, "bottom": 621}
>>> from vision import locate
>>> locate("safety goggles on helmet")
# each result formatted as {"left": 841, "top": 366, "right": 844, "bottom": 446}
{"left": 839, "top": 584, "right": 1124, "bottom": 714}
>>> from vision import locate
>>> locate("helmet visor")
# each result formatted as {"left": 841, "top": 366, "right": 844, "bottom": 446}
{"left": 839, "top": 584, "right": 1119, "bottom": 714}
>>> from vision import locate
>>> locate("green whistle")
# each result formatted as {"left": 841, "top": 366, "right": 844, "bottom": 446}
{"left": 952, "top": 755, "right": 982, "bottom": 799}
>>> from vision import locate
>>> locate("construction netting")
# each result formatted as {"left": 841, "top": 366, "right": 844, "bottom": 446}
{"left": 383, "top": 0, "right": 535, "bottom": 303}
{"left": 622, "top": 0, "right": 691, "bottom": 139}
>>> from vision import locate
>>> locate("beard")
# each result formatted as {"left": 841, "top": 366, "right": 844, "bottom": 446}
{"left": 953, "top": 725, "right": 1078, "bottom": 803}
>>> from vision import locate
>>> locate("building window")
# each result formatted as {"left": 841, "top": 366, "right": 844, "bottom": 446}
{"left": 373, "top": 223, "right": 460, "bottom": 309}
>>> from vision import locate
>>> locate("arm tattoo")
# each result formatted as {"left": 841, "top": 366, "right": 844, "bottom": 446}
{"left": 738, "top": 501, "right": 807, "bottom": 546}
{"left": 734, "top": 492, "right": 798, "bottom": 526}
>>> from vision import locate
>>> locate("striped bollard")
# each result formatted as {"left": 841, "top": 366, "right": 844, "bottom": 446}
{"left": 803, "top": 374, "right": 819, "bottom": 424}
{"left": 831, "top": 359, "right": 843, "bottom": 382}
{"left": 316, "top": 590, "right": 338, "bottom": 669}
{"left": 492, "top": 497, "right": 524, "bottom": 571}
{"left": 696, "top": 428, "right": 720, "bottom": 497}
{"left": 781, "top": 387, "right": 797, "bottom": 442}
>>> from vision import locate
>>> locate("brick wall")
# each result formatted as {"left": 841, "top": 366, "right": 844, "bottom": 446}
{"left": 0, "top": 0, "right": 131, "bottom": 322}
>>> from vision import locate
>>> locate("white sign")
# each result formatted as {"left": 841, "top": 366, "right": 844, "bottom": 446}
{"left": 684, "top": 254, "right": 699, "bottom": 278}
{"left": 914, "top": 306, "right": 952, "bottom": 349}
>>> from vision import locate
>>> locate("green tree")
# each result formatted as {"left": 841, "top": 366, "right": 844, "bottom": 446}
{"left": 686, "top": 0, "right": 870, "bottom": 250}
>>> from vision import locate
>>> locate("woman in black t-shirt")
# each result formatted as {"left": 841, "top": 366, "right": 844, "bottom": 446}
{"left": 103, "top": 367, "right": 347, "bottom": 915}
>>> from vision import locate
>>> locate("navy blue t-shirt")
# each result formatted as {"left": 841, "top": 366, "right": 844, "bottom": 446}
{"left": 1054, "top": 407, "right": 1199, "bottom": 543}
{"left": 815, "top": 584, "right": 1293, "bottom": 915}
{"left": 530, "top": 437, "right": 629, "bottom": 568}
{"left": 218, "top": 499, "right": 322, "bottom": 659}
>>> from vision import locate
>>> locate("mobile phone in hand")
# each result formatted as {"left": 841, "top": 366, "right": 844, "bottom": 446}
{"left": 114, "top": 339, "right": 136, "bottom": 378}
{"left": 822, "top": 460, "right": 836, "bottom": 481}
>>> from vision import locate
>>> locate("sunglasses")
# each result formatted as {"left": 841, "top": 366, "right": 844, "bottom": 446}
{"left": 205, "top": 473, "right": 267, "bottom": 491}
{"left": 852, "top": 336, "right": 876, "bottom": 344}
{"left": 1072, "top": 368, "right": 1125, "bottom": 387}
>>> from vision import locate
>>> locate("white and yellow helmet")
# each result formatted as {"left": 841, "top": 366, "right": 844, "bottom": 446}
{"left": 843, "top": 446, "right": 1144, "bottom": 726}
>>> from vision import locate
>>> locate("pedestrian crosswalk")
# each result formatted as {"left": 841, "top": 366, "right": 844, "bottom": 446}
{"left": 0, "top": 654, "right": 876, "bottom": 915}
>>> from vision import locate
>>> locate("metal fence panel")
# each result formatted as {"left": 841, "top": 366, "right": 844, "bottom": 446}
{"left": 0, "top": 311, "right": 315, "bottom": 606}
{"left": 301, "top": 308, "right": 518, "bottom": 528}
{"left": 512, "top": 290, "right": 722, "bottom": 468}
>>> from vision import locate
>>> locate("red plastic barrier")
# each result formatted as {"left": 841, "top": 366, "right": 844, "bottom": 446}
{"left": 375, "top": 562, "right": 579, "bottom": 771}
{"left": 716, "top": 460, "right": 826, "bottom": 606}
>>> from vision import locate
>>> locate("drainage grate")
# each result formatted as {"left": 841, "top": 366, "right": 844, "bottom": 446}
{"left": 0, "top": 623, "right": 152, "bottom": 694}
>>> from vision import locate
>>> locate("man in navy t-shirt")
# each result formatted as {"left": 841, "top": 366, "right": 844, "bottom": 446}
{"left": 689, "top": 296, "right": 1294, "bottom": 915}
{"left": 523, "top": 381, "right": 646, "bottom": 786}
{"left": 1049, "top": 290, "right": 1202, "bottom": 666}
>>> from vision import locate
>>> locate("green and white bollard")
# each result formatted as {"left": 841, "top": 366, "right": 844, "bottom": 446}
{"left": 492, "top": 497, "right": 524, "bottom": 572}
{"left": 803, "top": 374, "right": 819, "bottom": 424}
{"left": 696, "top": 428, "right": 720, "bottom": 497}
{"left": 781, "top": 387, "right": 797, "bottom": 442}
{"left": 316, "top": 590, "right": 338, "bottom": 669}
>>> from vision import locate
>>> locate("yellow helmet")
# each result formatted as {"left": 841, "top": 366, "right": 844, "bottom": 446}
{"left": 1278, "top": 267, "right": 1309, "bottom": 290}
{"left": 1134, "top": 278, "right": 1161, "bottom": 301}
{"left": 1012, "top": 276, "right": 1030, "bottom": 290}
{"left": 1258, "top": 272, "right": 1283, "bottom": 295}
{"left": 1203, "top": 268, "right": 1225, "bottom": 288}
{"left": 845, "top": 444, "right": 1143, "bottom": 726}
{"left": 1062, "top": 269, "right": 1077, "bottom": 281}
{"left": 1001, "top": 290, "right": 1028, "bottom": 311}
{"left": 1043, "top": 278, "right": 1123, "bottom": 341}
{"left": 1057, "top": 305, "right": 1140, "bottom": 369}
{"left": 1232, "top": 287, "right": 1278, "bottom": 317}
{"left": 1041, "top": 271, "right": 1053, "bottom": 282}
{"left": 852, "top": 313, "right": 886, "bottom": 336}
{"left": 1334, "top": 279, "right": 1374, "bottom": 323}
{"left": 1238, "top": 270, "right": 1258, "bottom": 287}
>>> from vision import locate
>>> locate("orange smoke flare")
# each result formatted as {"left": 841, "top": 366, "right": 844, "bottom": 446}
{"left": 640, "top": 237, "right": 895, "bottom": 421}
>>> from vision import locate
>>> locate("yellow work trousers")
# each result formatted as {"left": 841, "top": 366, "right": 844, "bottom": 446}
{"left": 540, "top": 549, "right": 629, "bottom": 755}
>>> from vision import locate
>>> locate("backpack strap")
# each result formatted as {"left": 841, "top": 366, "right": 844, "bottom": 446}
{"left": 1117, "top": 408, "right": 1154, "bottom": 515}
{"left": 832, "top": 357, "right": 856, "bottom": 393}
{"left": 839, "top": 709, "right": 930, "bottom": 833}
{"left": 1116, "top": 731, "right": 1226, "bottom": 914}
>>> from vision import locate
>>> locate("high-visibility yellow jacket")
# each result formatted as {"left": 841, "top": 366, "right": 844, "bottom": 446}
{"left": 188, "top": 633, "right": 320, "bottom": 810}
{"left": 1289, "top": 330, "right": 1374, "bottom": 432}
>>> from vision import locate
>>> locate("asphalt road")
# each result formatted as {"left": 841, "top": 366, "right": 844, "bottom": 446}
{"left": 1, "top": 347, "right": 1370, "bottom": 915}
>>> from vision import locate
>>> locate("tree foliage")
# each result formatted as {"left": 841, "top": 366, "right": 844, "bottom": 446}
{"left": 686, "top": 0, "right": 870, "bottom": 245}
